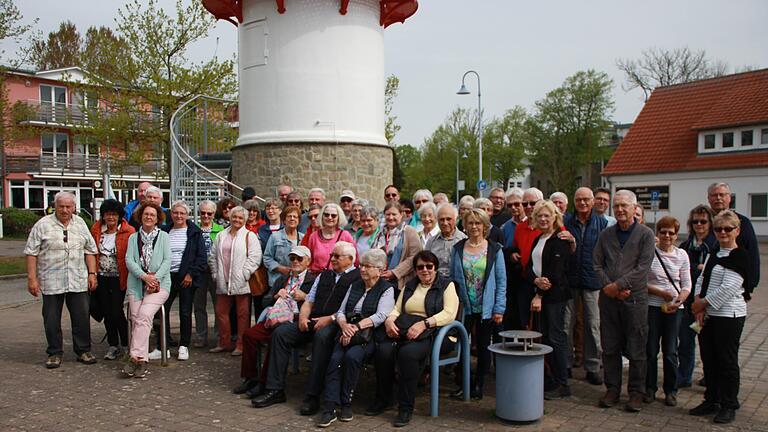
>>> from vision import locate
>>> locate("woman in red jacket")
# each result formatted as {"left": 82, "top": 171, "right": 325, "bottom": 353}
{"left": 90, "top": 199, "right": 135, "bottom": 360}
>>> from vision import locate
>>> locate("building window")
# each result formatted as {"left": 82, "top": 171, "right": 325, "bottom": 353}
{"left": 42, "top": 133, "right": 69, "bottom": 155}
{"left": 751, "top": 194, "right": 767, "bottom": 218}
{"left": 722, "top": 132, "right": 734, "bottom": 148}
{"left": 741, "top": 130, "right": 753, "bottom": 146}
{"left": 762, "top": 128, "right": 768, "bottom": 145}
{"left": 704, "top": 134, "right": 715, "bottom": 149}
{"left": 11, "top": 187, "right": 24, "bottom": 209}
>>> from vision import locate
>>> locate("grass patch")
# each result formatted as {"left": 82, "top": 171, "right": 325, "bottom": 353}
{"left": 0, "top": 256, "right": 26, "bottom": 276}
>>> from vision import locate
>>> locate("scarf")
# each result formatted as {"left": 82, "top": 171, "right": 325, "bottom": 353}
{"left": 699, "top": 247, "right": 750, "bottom": 300}
{"left": 139, "top": 227, "right": 160, "bottom": 272}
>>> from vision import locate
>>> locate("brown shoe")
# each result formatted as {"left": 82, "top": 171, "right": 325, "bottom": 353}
{"left": 625, "top": 393, "right": 643, "bottom": 412}
{"left": 598, "top": 390, "right": 620, "bottom": 408}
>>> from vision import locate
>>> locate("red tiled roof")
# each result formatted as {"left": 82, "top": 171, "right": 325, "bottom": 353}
{"left": 603, "top": 69, "right": 768, "bottom": 175}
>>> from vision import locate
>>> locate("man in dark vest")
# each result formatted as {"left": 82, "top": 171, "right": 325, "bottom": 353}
{"left": 253, "top": 241, "right": 361, "bottom": 411}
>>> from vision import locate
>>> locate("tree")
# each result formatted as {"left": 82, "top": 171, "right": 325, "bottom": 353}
{"left": 393, "top": 144, "right": 420, "bottom": 195}
{"left": 616, "top": 47, "right": 728, "bottom": 101}
{"left": 385, "top": 74, "right": 401, "bottom": 144}
{"left": 526, "top": 70, "right": 614, "bottom": 198}
{"left": 29, "top": 21, "right": 81, "bottom": 70}
{"left": 482, "top": 106, "right": 528, "bottom": 189}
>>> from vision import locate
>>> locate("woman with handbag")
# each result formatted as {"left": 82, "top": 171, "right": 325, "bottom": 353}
{"left": 208, "top": 206, "right": 262, "bottom": 355}
{"left": 317, "top": 249, "right": 395, "bottom": 427}
{"left": 233, "top": 246, "right": 315, "bottom": 399}
{"left": 122, "top": 202, "right": 171, "bottom": 378}
{"left": 305, "top": 203, "right": 355, "bottom": 274}
{"left": 645, "top": 216, "right": 692, "bottom": 407}
{"left": 379, "top": 250, "right": 460, "bottom": 427}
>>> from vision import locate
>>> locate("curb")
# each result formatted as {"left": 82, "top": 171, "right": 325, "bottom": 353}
{"left": 0, "top": 274, "right": 25, "bottom": 281}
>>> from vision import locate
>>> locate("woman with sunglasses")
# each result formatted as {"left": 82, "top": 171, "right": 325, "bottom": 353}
{"left": 644, "top": 216, "right": 692, "bottom": 407}
{"left": 449, "top": 208, "right": 506, "bottom": 400}
{"left": 263, "top": 206, "right": 305, "bottom": 291}
{"left": 305, "top": 203, "right": 355, "bottom": 274}
{"left": 215, "top": 197, "right": 236, "bottom": 227}
{"left": 193, "top": 200, "right": 224, "bottom": 347}
{"left": 677, "top": 205, "right": 716, "bottom": 388}
{"left": 300, "top": 204, "right": 322, "bottom": 247}
{"left": 690, "top": 210, "right": 748, "bottom": 424}
{"left": 379, "top": 250, "right": 459, "bottom": 427}
{"left": 375, "top": 201, "right": 421, "bottom": 291}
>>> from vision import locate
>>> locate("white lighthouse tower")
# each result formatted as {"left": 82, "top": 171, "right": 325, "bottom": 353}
{"left": 203, "top": 0, "right": 418, "bottom": 206}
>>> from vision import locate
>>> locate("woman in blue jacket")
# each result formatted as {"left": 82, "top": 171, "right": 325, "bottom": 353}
{"left": 449, "top": 208, "right": 506, "bottom": 400}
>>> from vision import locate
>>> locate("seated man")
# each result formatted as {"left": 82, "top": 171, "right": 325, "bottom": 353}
{"left": 252, "top": 241, "right": 361, "bottom": 414}
{"left": 232, "top": 246, "right": 316, "bottom": 399}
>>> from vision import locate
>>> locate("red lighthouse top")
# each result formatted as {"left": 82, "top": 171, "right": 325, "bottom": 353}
{"left": 202, "top": 0, "right": 418, "bottom": 28}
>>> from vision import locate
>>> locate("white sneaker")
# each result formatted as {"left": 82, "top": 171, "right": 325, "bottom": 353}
{"left": 148, "top": 349, "right": 169, "bottom": 360}
{"left": 178, "top": 346, "right": 189, "bottom": 361}
{"left": 104, "top": 346, "right": 121, "bottom": 360}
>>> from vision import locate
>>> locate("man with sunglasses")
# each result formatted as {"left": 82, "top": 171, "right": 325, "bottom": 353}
{"left": 339, "top": 190, "right": 356, "bottom": 219}
{"left": 706, "top": 182, "right": 760, "bottom": 298}
{"left": 384, "top": 185, "right": 400, "bottom": 203}
{"left": 509, "top": 187, "right": 545, "bottom": 328}
{"left": 25, "top": 191, "right": 100, "bottom": 369}
{"left": 253, "top": 242, "right": 361, "bottom": 413}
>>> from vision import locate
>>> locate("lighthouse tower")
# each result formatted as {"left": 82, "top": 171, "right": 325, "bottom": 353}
{"left": 203, "top": 0, "right": 418, "bottom": 206}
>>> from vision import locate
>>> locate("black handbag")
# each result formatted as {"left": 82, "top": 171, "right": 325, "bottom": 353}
{"left": 394, "top": 313, "right": 434, "bottom": 342}
{"left": 344, "top": 314, "right": 373, "bottom": 346}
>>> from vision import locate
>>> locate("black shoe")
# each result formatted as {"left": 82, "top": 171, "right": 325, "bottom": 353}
{"left": 470, "top": 385, "right": 483, "bottom": 400}
{"left": 232, "top": 378, "right": 259, "bottom": 395}
{"left": 585, "top": 371, "right": 603, "bottom": 386}
{"left": 300, "top": 395, "right": 320, "bottom": 416}
{"left": 625, "top": 393, "right": 643, "bottom": 412}
{"left": 364, "top": 400, "right": 392, "bottom": 416}
{"left": 664, "top": 393, "right": 677, "bottom": 407}
{"left": 393, "top": 410, "right": 412, "bottom": 427}
{"left": 251, "top": 390, "right": 286, "bottom": 408}
{"left": 450, "top": 387, "right": 465, "bottom": 400}
{"left": 339, "top": 405, "right": 353, "bottom": 422}
{"left": 242, "top": 382, "right": 265, "bottom": 399}
{"left": 567, "top": 368, "right": 573, "bottom": 379}
{"left": 713, "top": 407, "right": 735, "bottom": 424}
{"left": 643, "top": 392, "right": 656, "bottom": 404}
{"left": 544, "top": 385, "right": 572, "bottom": 400}
{"left": 689, "top": 401, "right": 720, "bottom": 416}
{"left": 316, "top": 410, "right": 337, "bottom": 428}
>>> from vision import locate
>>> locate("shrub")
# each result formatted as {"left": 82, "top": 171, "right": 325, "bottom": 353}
{"left": 0, "top": 207, "right": 41, "bottom": 237}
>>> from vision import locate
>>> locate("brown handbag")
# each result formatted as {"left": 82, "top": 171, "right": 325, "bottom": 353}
{"left": 245, "top": 231, "right": 269, "bottom": 296}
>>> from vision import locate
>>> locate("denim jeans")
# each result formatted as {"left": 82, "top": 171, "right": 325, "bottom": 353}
{"left": 646, "top": 306, "right": 682, "bottom": 395}
{"left": 677, "top": 310, "right": 697, "bottom": 386}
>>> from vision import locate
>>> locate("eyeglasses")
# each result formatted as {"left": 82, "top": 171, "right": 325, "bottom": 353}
{"left": 416, "top": 264, "right": 435, "bottom": 271}
{"left": 521, "top": 201, "right": 539, "bottom": 207}
{"left": 287, "top": 199, "right": 301, "bottom": 204}
{"left": 340, "top": 197, "right": 353, "bottom": 203}
{"left": 507, "top": 202, "right": 522, "bottom": 208}
{"left": 63, "top": 229, "right": 68, "bottom": 243}
{"left": 308, "top": 213, "right": 319, "bottom": 220}
{"left": 403, "top": 209, "right": 412, "bottom": 215}
{"left": 200, "top": 211, "right": 214, "bottom": 216}
{"left": 323, "top": 213, "right": 338, "bottom": 219}
{"left": 360, "top": 263, "right": 382, "bottom": 270}
{"left": 714, "top": 226, "right": 736, "bottom": 233}
{"left": 658, "top": 230, "right": 676, "bottom": 237}
{"left": 692, "top": 219, "right": 709, "bottom": 225}
{"left": 414, "top": 199, "right": 429, "bottom": 204}
{"left": 288, "top": 255, "right": 303, "bottom": 262}
{"left": 385, "top": 193, "right": 398, "bottom": 198}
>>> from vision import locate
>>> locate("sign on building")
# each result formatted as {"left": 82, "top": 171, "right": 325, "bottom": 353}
{"left": 621, "top": 185, "right": 670, "bottom": 210}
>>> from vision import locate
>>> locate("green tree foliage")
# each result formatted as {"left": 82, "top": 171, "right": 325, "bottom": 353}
{"left": 385, "top": 74, "right": 401, "bottom": 144}
{"left": 526, "top": 70, "right": 614, "bottom": 198}
{"left": 482, "top": 106, "right": 528, "bottom": 188}
{"left": 0, "top": 0, "right": 37, "bottom": 64}
{"left": 29, "top": 21, "right": 81, "bottom": 70}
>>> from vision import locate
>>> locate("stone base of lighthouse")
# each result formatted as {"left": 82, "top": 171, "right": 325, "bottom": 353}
{"left": 232, "top": 142, "right": 393, "bottom": 208}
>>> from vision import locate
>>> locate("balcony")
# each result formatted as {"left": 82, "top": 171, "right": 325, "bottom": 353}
{"left": 4, "top": 152, "right": 166, "bottom": 179}
{"left": 15, "top": 100, "right": 163, "bottom": 130}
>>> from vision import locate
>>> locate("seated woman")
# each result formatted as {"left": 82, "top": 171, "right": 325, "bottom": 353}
{"left": 233, "top": 246, "right": 315, "bottom": 400}
{"left": 526, "top": 200, "right": 574, "bottom": 399}
{"left": 377, "top": 250, "right": 460, "bottom": 427}
{"left": 316, "top": 249, "right": 395, "bottom": 427}
{"left": 690, "top": 210, "right": 749, "bottom": 424}
{"left": 123, "top": 202, "right": 172, "bottom": 378}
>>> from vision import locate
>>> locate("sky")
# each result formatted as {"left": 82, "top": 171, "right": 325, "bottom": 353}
{"left": 8, "top": 0, "right": 768, "bottom": 148}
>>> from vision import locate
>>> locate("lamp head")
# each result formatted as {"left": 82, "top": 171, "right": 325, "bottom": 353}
{"left": 456, "top": 84, "right": 470, "bottom": 95}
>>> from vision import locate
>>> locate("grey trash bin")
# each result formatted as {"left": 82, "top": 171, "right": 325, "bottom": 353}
{"left": 488, "top": 330, "right": 552, "bottom": 423}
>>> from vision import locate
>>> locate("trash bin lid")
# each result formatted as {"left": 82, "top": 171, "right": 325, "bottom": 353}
{"left": 488, "top": 342, "right": 553, "bottom": 356}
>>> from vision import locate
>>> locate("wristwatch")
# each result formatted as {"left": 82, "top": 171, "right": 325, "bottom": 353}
{"left": 330, "top": 315, "right": 336, "bottom": 322}
{"left": 88, "top": 272, "right": 96, "bottom": 276}
{"left": 423, "top": 318, "right": 430, "bottom": 329}
{"left": 354, "top": 323, "right": 362, "bottom": 331}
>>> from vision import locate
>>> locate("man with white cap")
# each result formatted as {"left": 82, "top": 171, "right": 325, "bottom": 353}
{"left": 234, "top": 245, "right": 316, "bottom": 399}
{"left": 339, "top": 190, "right": 356, "bottom": 219}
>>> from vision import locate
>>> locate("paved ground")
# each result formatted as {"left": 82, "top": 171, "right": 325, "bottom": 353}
{"left": 0, "top": 248, "right": 766, "bottom": 431}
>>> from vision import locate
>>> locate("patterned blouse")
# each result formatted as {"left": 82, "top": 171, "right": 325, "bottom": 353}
{"left": 462, "top": 248, "right": 487, "bottom": 314}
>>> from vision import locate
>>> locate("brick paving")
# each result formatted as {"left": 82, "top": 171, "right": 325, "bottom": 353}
{"left": 0, "top": 250, "right": 766, "bottom": 431}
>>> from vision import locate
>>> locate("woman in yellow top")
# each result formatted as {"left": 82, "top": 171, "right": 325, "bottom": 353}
{"left": 373, "top": 250, "right": 459, "bottom": 427}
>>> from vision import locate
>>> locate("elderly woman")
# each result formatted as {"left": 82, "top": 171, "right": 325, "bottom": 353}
{"left": 154, "top": 200, "right": 207, "bottom": 361}
{"left": 344, "top": 198, "right": 369, "bottom": 234}
{"left": 473, "top": 198, "right": 505, "bottom": 245}
{"left": 449, "top": 208, "right": 506, "bottom": 400}
{"left": 417, "top": 202, "right": 439, "bottom": 248}
{"left": 208, "top": 206, "right": 262, "bottom": 355}
{"left": 378, "top": 251, "right": 459, "bottom": 427}
{"left": 689, "top": 210, "right": 748, "bottom": 424}
{"left": 644, "top": 216, "right": 692, "bottom": 407}
{"left": 457, "top": 195, "right": 475, "bottom": 232}
{"left": 215, "top": 197, "right": 236, "bottom": 227}
{"left": 258, "top": 198, "right": 283, "bottom": 251}
{"left": 353, "top": 206, "right": 380, "bottom": 256}
{"left": 263, "top": 206, "right": 304, "bottom": 290}
{"left": 317, "top": 249, "right": 395, "bottom": 427}
{"left": 300, "top": 204, "right": 322, "bottom": 247}
{"left": 90, "top": 199, "right": 135, "bottom": 360}
{"left": 193, "top": 200, "right": 225, "bottom": 347}
{"left": 526, "top": 200, "right": 574, "bottom": 399}
{"left": 244, "top": 200, "right": 265, "bottom": 234}
{"left": 305, "top": 203, "right": 355, "bottom": 274}
{"left": 123, "top": 202, "right": 172, "bottom": 378}
{"left": 677, "top": 205, "right": 717, "bottom": 388}
{"left": 375, "top": 201, "right": 421, "bottom": 291}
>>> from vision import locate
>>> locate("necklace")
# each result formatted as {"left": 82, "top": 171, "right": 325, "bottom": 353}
{"left": 467, "top": 239, "right": 485, "bottom": 248}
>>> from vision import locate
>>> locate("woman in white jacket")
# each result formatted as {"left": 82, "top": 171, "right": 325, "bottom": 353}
{"left": 208, "top": 206, "right": 262, "bottom": 355}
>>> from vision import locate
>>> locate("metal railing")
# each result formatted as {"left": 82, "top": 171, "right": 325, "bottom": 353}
{"left": 170, "top": 95, "right": 262, "bottom": 223}
{"left": 16, "top": 100, "right": 163, "bottom": 129}
{"left": 4, "top": 152, "right": 165, "bottom": 179}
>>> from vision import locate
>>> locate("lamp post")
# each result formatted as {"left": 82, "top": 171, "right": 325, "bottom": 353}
{"left": 456, "top": 144, "right": 468, "bottom": 205}
{"left": 457, "top": 70, "right": 482, "bottom": 196}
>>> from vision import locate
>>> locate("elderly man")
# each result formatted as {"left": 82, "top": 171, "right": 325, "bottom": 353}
{"left": 706, "top": 182, "right": 760, "bottom": 296}
{"left": 384, "top": 184, "right": 400, "bottom": 203}
{"left": 433, "top": 192, "right": 449, "bottom": 206}
{"left": 308, "top": 188, "right": 326, "bottom": 207}
{"left": 550, "top": 192, "right": 569, "bottom": 215}
{"left": 277, "top": 184, "right": 294, "bottom": 205}
{"left": 253, "top": 241, "right": 361, "bottom": 412}
{"left": 339, "top": 190, "right": 355, "bottom": 219}
{"left": 593, "top": 187, "right": 617, "bottom": 226}
{"left": 489, "top": 187, "right": 511, "bottom": 228}
{"left": 594, "top": 190, "right": 655, "bottom": 412}
{"left": 426, "top": 203, "right": 467, "bottom": 278}
{"left": 501, "top": 187, "right": 524, "bottom": 249}
{"left": 564, "top": 187, "right": 608, "bottom": 385}
{"left": 25, "top": 191, "right": 99, "bottom": 368}
{"left": 123, "top": 181, "right": 152, "bottom": 223}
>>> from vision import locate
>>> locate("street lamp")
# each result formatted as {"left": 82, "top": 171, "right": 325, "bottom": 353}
{"left": 457, "top": 70, "right": 482, "bottom": 195}
{"left": 456, "top": 144, "right": 468, "bottom": 205}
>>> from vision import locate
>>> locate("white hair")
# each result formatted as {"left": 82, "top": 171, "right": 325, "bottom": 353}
{"left": 412, "top": 189, "right": 434, "bottom": 202}
{"left": 54, "top": 191, "right": 76, "bottom": 205}
{"left": 321, "top": 203, "right": 348, "bottom": 228}
{"left": 436, "top": 202, "right": 458, "bottom": 218}
{"left": 352, "top": 198, "right": 369, "bottom": 208}
{"left": 523, "top": 187, "right": 544, "bottom": 201}
{"left": 360, "top": 248, "right": 387, "bottom": 269}
{"left": 473, "top": 197, "right": 492, "bottom": 209}
{"left": 707, "top": 182, "right": 731, "bottom": 195}
{"left": 550, "top": 192, "right": 568, "bottom": 204}
{"left": 171, "top": 200, "right": 190, "bottom": 214}
{"left": 505, "top": 187, "right": 524, "bottom": 199}
{"left": 417, "top": 201, "right": 437, "bottom": 217}
{"left": 308, "top": 187, "right": 326, "bottom": 198}
{"left": 459, "top": 195, "right": 475, "bottom": 207}
{"left": 334, "top": 241, "right": 357, "bottom": 262}
{"left": 199, "top": 200, "right": 216, "bottom": 212}
{"left": 145, "top": 186, "right": 162, "bottom": 197}
{"left": 614, "top": 189, "right": 638, "bottom": 205}
{"left": 229, "top": 205, "right": 247, "bottom": 220}
{"left": 433, "top": 193, "right": 449, "bottom": 203}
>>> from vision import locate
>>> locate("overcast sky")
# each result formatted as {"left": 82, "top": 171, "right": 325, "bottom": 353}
{"left": 10, "top": 0, "right": 768, "bottom": 147}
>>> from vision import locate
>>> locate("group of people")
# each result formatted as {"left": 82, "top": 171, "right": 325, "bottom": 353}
{"left": 24, "top": 180, "right": 759, "bottom": 426}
